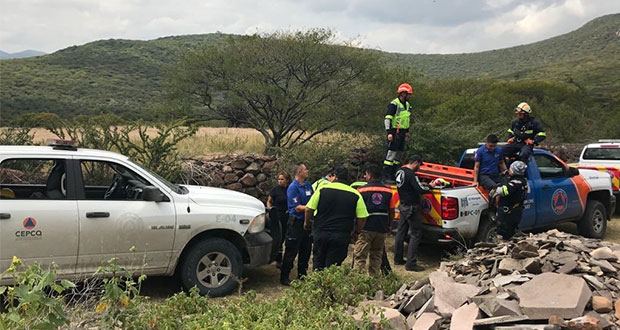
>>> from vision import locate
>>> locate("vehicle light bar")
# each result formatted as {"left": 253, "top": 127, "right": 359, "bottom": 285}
{"left": 598, "top": 139, "right": 620, "bottom": 143}
{"left": 600, "top": 145, "right": 619, "bottom": 148}
{"left": 47, "top": 139, "right": 78, "bottom": 151}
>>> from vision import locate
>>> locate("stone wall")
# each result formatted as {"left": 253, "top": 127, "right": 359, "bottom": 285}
{"left": 182, "top": 154, "right": 279, "bottom": 201}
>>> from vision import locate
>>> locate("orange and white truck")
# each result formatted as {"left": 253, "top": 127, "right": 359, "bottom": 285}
{"left": 576, "top": 140, "right": 620, "bottom": 206}
{"left": 398, "top": 148, "right": 615, "bottom": 244}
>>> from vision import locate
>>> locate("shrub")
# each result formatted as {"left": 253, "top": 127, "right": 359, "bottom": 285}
{"left": 0, "top": 257, "right": 75, "bottom": 329}
{"left": 0, "top": 127, "right": 35, "bottom": 145}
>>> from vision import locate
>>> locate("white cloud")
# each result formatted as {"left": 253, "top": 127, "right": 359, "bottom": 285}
{"left": 0, "top": 0, "right": 618, "bottom": 54}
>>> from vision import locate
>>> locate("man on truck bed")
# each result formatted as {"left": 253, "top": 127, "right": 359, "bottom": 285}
{"left": 493, "top": 161, "right": 529, "bottom": 240}
{"left": 383, "top": 83, "right": 413, "bottom": 180}
{"left": 394, "top": 155, "right": 436, "bottom": 271}
{"left": 504, "top": 102, "right": 546, "bottom": 162}
{"left": 473, "top": 134, "right": 508, "bottom": 191}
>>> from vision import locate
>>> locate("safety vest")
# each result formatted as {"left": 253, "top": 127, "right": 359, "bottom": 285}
{"left": 390, "top": 98, "right": 411, "bottom": 130}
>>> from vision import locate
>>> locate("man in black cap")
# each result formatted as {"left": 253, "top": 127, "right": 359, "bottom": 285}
{"left": 393, "top": 155, "right": 435, "bottom": 272}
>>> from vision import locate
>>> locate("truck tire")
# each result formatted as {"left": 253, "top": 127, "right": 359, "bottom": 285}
{"left": 180, "top": 238, "right": 243, "bottom": 297}
{"left": 475, "top": 212, "right": 497, "bottom": 243}
{"left": 577, "top": 200, "right": 607, "bottom": 239}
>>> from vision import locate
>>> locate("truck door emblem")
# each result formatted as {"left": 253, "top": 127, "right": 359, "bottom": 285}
{"left": 23, "top": 217, "right": 37, "bottom": 229}
{"left": 552, "top": 189, "right": 568, "bottom": 215}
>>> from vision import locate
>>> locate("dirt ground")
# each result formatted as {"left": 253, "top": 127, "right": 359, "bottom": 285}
{"left": 139, "top": 215, "right": 620, "bottom": 302}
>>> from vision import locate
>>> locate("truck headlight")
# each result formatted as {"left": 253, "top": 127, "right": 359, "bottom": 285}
{"left": 247, "top": 213, "right": 266, "bottom": 234}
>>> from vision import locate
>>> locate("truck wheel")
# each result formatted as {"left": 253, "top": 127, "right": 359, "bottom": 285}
{"left": 577, "top": 200, "right": 607, "bottom": 239}
{"left": 180, "top": 238, "right": 243, "bottom": 297}
{"left": 476, "top": 213, "right": 497, "bottom": 243}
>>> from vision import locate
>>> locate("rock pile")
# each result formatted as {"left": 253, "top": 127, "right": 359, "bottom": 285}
{"left": 182, "top": 154, "right": 278, "bottom": 200}
{"left": 354, "top": 229, "right": 620, "bottom": 329}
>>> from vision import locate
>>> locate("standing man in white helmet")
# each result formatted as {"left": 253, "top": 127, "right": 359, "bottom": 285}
{"left": 503, "top": 102, "right": 546, "bottom": 162}
{"left": 383, "top": 83, "right": 414, "bottom": 181}
{"left": 493, "top": 161, "right": 529, "bottom": 240}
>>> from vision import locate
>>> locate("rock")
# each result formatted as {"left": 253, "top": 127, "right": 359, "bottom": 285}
{"left": 473, "top": 315, "right": 530, "bottom": 326}
{"left": 352, "top": 306, "right": 408, "bottom": 330}
{"left": 548, "top": 315, "right": 564, "bottom": 325}
{"left": 557, "top": 260, "right": 577, "bottom": 274}
{"left": 498, "top": 258, "right": 523, "bottom": 275}
{"left": 590, "top": 259, "right": 617, "bottom": 273}
{"left": 413, "top": 313, "right": 442, "bottom": 330}
{"left": 492, "top": 274, "right": 532, "bottom": 287}
{"left": 244, "top": 187, "right": 259, "bottom": 197}
{"left": 583, "top": 274, "right": 606, "bottom": 290}
{"left": 591, "top": 247, "right": 618, "bottom": 261}
{"left": 240, "top": 173, "right": 257, "bottom": 187}
{"left": 256, "top": 173, "right": 267, "bottom": 182}
{"left": 429, "top": 271, "right": 479, "bottom": 316}
{"left": 585, "top": 311, "right": 612, "bottom": 329}
{"left": 230, "top": 159, "right": 248, "bottom": 170}
{"left": 592, "top": 296, "right": 613, "bottom": 313}
{"left": 224, "top": 173, "right": 239, "bottom": 184}
{"left": 515, "top": 273, "right": 592, "bottom": 320}
{"left": 415, "top": 296, "right": 435, "bottom": 319}
{"left": 210, "top": 174, "right": 225, "bottom": 186}
{"left": 222, "top": 165, "right": 234, "bottom": 173}
{"left": 258, "top": 181, "right": 272, "bottom": 192}
{"left": 478, "top": 297, "right": 523, "bottom": 317}
{"left": 615, "top": 299, "right": 620, "bottom": 319}
{"left": 406, "top": 314, "right": 417, "bottom": 329}
{"left": 401, "top": 284, "right": 432, "bottom": 314}
{"left": 522, "top": 258, "right": 541, "bottom": 274}
{"left": 224, "top": 183, "right": 242, "bottom": 191}
{"left": 374, "top": 290, "right": 384, "bottom": 301}
{"left": 566, "top": 315, "right": 601, "bottom": 328}
{"left": 245, "top": 162, "right": 261, "bottom": 174}
{"left": 450, "top": 303, "right": 479, "bottom": 330}
{"left": 541, "top": 261, "right": 555, "bottom": 273}
{"left": 235, "top": 170, "right": 244, "bottom": 178}
{"left": 262, "top": 161, "right": 277, "bottom": 175}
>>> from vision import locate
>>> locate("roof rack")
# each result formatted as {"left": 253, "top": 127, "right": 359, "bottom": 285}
{"left": 598, "top": 139, "right": 620, "bottom": 143}
{"left": 47, "top": 139, "right": 78, "bottom": 151}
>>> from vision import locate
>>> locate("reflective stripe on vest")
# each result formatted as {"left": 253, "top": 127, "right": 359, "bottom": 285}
{"left": 390, "top": 98, "right": 411, "bottom": 130}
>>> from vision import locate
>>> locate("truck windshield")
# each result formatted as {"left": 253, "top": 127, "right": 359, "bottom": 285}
{"left": 127, "top": 159, "right": 188, "bottom": 195}
{"left": 583, "top": 148, "right": 620, "bottom": 160}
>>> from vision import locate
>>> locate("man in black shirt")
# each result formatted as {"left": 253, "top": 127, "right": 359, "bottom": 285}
{"left": 394, "top": 155, "right": 435, "bottom": 271}
{"left": 493, "top": 161, "right": 529, "bottom": 240}
{"left": 353, "top": 165, "right": 395, "bottom": 276}
{"left": 305, "top": 167, "right": 369, "bottom": 271}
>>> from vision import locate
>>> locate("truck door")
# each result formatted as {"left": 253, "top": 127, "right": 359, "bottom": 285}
{"left": 74, "top": 159, "right": 176, "bottom": 275}
{"left": 530, "top": 154, "right": 582, "bottom": 226}
{"left": 0, "top": 158, "right": 78, "bottom": 277}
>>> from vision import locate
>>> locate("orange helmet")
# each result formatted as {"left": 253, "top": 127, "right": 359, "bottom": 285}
{"left": 397, "top": 83, "right": 413, "bottom": 95}
{"left": 514, "top": 102, "right": 531, "bottom": 114}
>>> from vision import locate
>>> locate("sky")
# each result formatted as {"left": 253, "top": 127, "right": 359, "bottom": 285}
{"left": 1, "top": 0, "right": 619, "bottom": 54}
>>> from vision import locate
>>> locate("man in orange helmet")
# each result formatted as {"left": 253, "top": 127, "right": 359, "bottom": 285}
{"left": 383, "top": 83, "right": 413, "bottom": 181}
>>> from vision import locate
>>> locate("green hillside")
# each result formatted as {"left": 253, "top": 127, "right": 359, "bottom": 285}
{"left": 1, "top": 14, "right": 619, "bottom": 120}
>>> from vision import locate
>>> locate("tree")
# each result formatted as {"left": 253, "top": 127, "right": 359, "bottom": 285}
{"left": 167, "top": 29, "right": 382, "bottom": 151}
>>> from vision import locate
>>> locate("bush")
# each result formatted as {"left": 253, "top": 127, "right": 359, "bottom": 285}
{"left": 125, "top": 266, "right": 400, "bottom": 329}
{"left": 0, "top": 127, "right": 35, "bottom": 145}
{"left": 0, "top": 257, "right": 75, "bottom": 329}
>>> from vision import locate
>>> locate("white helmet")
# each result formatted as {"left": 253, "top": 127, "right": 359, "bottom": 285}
{"left": 514, "top": 102, "right": 531, "bottom": 114}
{"left": 510, "top": 161, "right": 527, "bottom": 176}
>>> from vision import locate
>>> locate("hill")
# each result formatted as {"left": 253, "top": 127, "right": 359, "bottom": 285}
{"left": 0, "top": 50, "right": 46, "bottom": 60}
{"left": 0, "top": 14, "right": 618, "bottom": 120}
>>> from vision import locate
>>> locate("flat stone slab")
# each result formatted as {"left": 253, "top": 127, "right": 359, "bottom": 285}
{"left": 352, "top": 306, "right": 408, "bottom": 330}
{"left": 591, "top": 247, "right": 618, "bottom": 261}
{"left": 515, "top": 273, "right": 592, "bottom": 320}
{"left": 472, "top": 315, "right": 530, "bottom": 326}
{"left": 429, "top": 271, "right": 479, "bottom": 316}
{"left": 413, "top": 312, "right": 442, "bottom": 330}
{"left": 449, "top": 303, "right": 479, "bottom": 330}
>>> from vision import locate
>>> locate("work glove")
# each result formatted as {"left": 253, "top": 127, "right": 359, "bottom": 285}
{"left": 525, "top": 138, "right": 534, "bottom": 145}
{"left": 507, "top": 137, "right": 515, "bottom": 144}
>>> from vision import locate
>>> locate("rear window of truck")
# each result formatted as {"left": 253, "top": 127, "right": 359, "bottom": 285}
{"left": 583, "top": 147, "right": 620, "bottom": 160}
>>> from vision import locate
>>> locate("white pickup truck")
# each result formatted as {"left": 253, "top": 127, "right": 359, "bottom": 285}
{"left": 576, "top": 140, "right": 620, "bottom": 207}
{"left": 0, "top": 143, "right": 271, "bottom": 296}
{"left": 413, "top": 148, "right": 616, "bottom": 244}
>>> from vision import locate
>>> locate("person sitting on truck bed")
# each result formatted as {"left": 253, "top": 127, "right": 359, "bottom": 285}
{"left": 493, "top": 161, "right": 529, "bottom": 240}
{"left": 503, "top": 102, "right": 546, "bottom": 162}
{"left": 473, "top": 134, "right": 508, "bottom": 191}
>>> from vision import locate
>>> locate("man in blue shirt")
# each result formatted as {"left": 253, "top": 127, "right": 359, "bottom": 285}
{"left": 280, "top": 162, "right": 314, "bottom": 286}
{"left": 473, "top": 134, "right": 508, "bottom": 191}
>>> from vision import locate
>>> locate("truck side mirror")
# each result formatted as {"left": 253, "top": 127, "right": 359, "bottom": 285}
{"left": 143, "top": 186, "right": 165, "bottom": 202}
{"left": 566, "top": 167, "right": 579, "bottom": 177}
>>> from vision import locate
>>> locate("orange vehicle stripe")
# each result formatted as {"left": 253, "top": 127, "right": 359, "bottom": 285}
{"left": 570, "top": 175, "right": 591, "bottom": 211}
